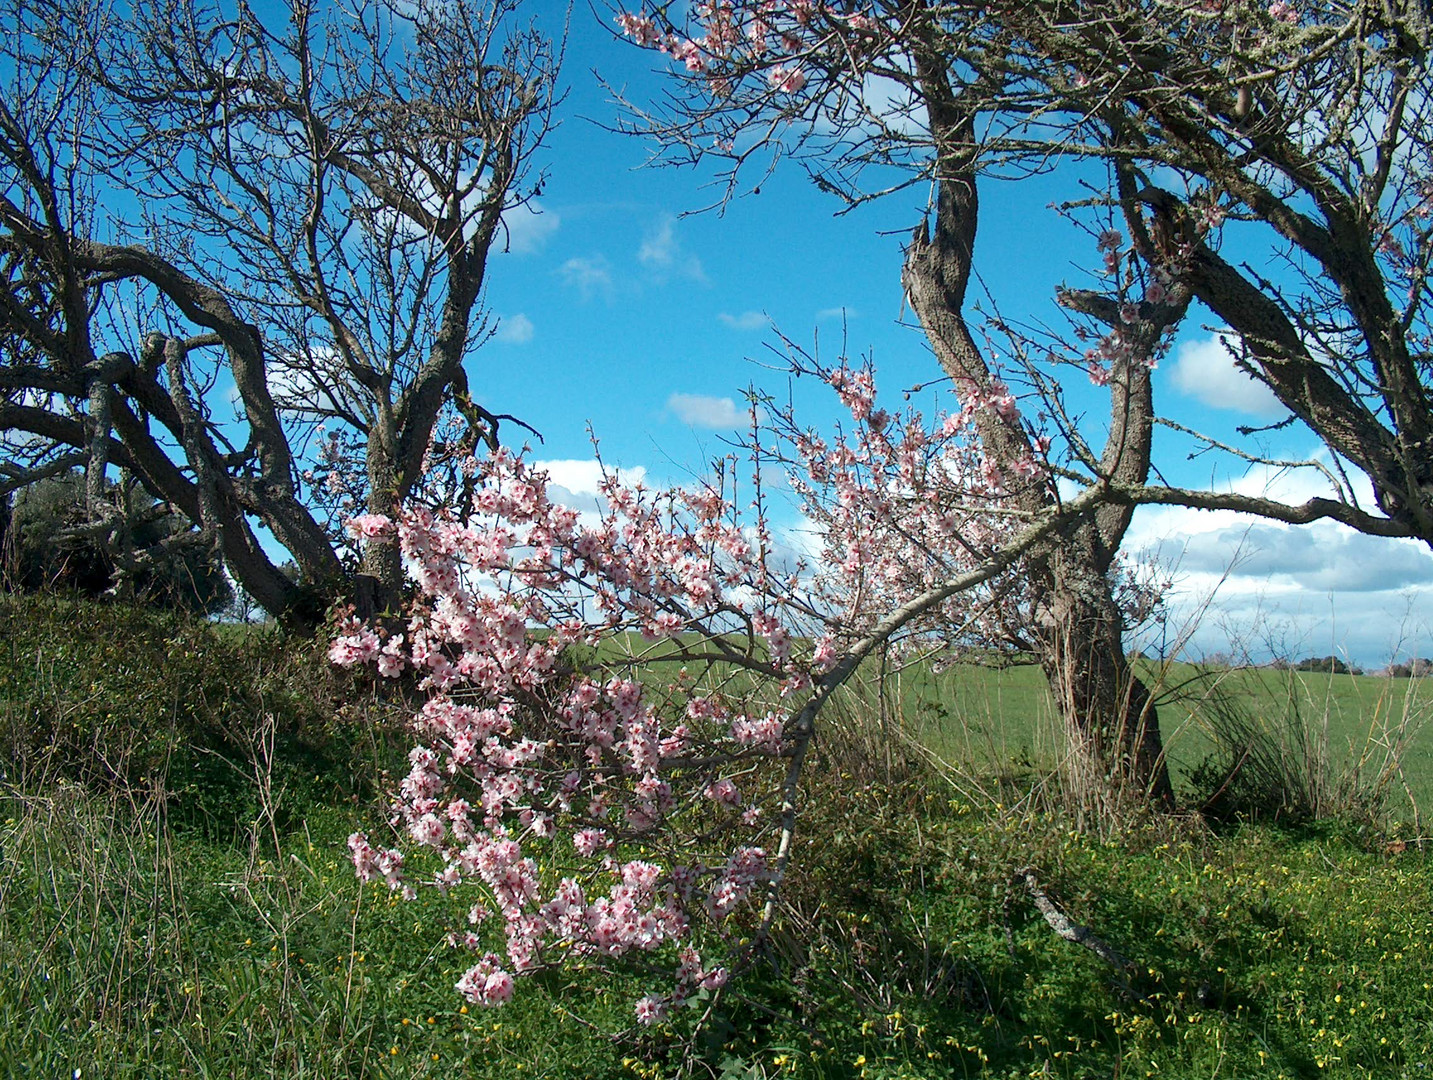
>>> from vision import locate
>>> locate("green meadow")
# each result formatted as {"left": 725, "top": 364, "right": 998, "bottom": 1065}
{"left": 3, "top": 594, "right": 1432, "bottom": 1078}
{"left": 874, "top": 659, "right": 1433, "bottom": 815}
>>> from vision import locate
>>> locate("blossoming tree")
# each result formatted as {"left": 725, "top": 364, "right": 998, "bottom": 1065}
{"left": 327, "top": 0, "right": 1433, "bottom": 1025}
{"left": 608, "top": 0, "right": 1433, "bottom": 807}
{"left": 333, "top": 352, "right": 1131, "bottom": 1020}
{"left": 611, "top": 2, "right": 1198, "bottom": 808}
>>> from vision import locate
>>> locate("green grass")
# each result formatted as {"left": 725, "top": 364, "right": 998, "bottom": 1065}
{"left": 881, "top": 659, "right": 1433, "bottom": 813}
{"left": 1155, "top": 664, "right": 1433, "bottom": 811}
{"left": 6, "top": 767, "right": 1433, "bottom": 1078}
{"left": 493, "top": 626, "right": 1433, "bottom": 813}
{"left": 0, "top": 782, "right": 653, "bottom": 1078}
{"left": 770, "top": 782, "right": 1433, "bottom": 1079}
{"left": 4, "top": 594, "right": 1433, "bottom": 1078}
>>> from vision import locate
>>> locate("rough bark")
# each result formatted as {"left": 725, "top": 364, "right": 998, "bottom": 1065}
{"left": 901, "top": 94, "right": 1176, "bottom": 808}
{"left": 1044, "top": 536, "right": 1175, "bottom": 809}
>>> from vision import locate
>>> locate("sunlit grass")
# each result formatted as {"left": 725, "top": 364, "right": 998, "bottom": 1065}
{"left": 883, "top": 658, "right": 1433, "bottom": 813}
{"left": 4, "top": 595, "right": 1432, "bottom": 1078}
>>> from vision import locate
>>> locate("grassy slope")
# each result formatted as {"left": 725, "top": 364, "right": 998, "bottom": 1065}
{"left": 2, "top": 595, "right": 1431, "bottom": 1078}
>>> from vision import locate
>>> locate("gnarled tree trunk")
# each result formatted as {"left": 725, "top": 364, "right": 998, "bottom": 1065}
{"left": 901, "top": 98, "right": 1179, "bottom": 809}
{"left": 1044, "top": 532, "right": 1174, "bottom": 810}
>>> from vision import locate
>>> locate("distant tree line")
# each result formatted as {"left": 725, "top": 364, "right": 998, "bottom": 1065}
{"left": 1387, "top": 658, "right": 1433, "bottom": 678}
{"left": 1283, "top": 656, "right": 1432, "bottom": 677}
{"left": 1290, "top": 656, "right": 1362, "bottom": 676}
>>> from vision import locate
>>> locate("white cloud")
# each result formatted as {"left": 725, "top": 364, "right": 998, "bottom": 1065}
{"left": 1175, "top": 521, "right": 1433, "bottom": 592}
{"left": 365, "top": 168, "right": 537, "bottom": 250}
{"left": 719, "top": 311, "right": 768, "bottom": 331}
{"left": 1121, "top": 461, "right": 1433, "bottom": 664}
{"left": 265, "top": 343, "right": 356, "bottom": 416}
{"left": 638, "top": 216, "right": 706, "bottom": 282}
{"left": 1141, "top": 568, "right": 1433, "bottom": 670}
{"left": 0, "top": 426, "right": 46, "bottom": 451}
{"left": 852, "top": 71, "right": 928, "bottom": 139}
{"left": 530, "top": 458, "right": 651, "bottom": 523}
{"left": 494, "top": 313, "right": 534, "bottom": 345}
{"left": 1148, "top": 165, "right": 1197, "bottom": 194}
{"left": 500, "top": 201, "right": 560, "bottom": 255}
{"left": 533, "top": 458, "right": 648, "bottom": 499}
{"left": 667, "top": 393, "right": 757, "bottom": 429}
{"left": 816, "top": 306, "right": 857, "bottom": 322}
{"left": 559, "top": 256, "right": 614, "bottom": 301}
{"left": 1170, "top": 333, "right": 1284, "bottom": 416}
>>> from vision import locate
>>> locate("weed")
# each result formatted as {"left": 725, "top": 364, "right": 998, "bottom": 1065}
{"left": 1185, "top": 665, "right": 1429, "bottom": 827}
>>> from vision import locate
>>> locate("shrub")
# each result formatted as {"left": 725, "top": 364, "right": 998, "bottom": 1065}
{"left": 3, "top": 472, "right": 231, "bottom": 614}
{"left": 1294, "top": 655, "right": 1356, "bottom": 675}
{"left": 1186, "top": 668, "right": 1424, "bottom": 826}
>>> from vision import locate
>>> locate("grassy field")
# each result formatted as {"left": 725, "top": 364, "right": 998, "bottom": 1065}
{"left": 881, "top": 659, "right": 1433, "bottom": 814}
{"left": 3, "top": 594, "right": 1433, "bottom": 1078}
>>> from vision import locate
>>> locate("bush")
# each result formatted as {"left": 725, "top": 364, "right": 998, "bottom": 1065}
{"left": 1186, "top": 668, "right": 1423, "bottom": 826}
{"left": 2, "top": 472, "right": 231, "bottom": 614}
{"left": 1294, "top": 655, "right": 1357, "bottom": 675}
{"left": 1387, "top": 658, "right": 1432, "bottom": 678}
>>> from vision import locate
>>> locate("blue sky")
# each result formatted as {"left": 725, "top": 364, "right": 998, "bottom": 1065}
{"left": 2, "top": 2, "right": 1424, "bottom": 663}
{"left": 449, "top": 8, "right": 1433, "bottom": 666}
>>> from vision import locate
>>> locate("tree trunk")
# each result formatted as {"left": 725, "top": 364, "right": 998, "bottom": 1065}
{"left": 900, "top": 122, "right": 1176, "bottom": 811}
{"left": 1045, "top": 537, "right": 1175, "bottom": 811}
{"left": 359, "top": 425, "right": 405, "bottom": 620}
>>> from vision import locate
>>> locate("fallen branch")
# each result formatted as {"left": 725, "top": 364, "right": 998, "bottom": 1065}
{"left": 1014, "top": 866, "right": 1144, "bottom": 999}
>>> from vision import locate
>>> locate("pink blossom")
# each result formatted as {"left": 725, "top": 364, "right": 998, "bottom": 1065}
{"left": 411, "top": 813, "right": 446, "bottom": 847}
{"left": 984, "top": 382, "right": 1019, "bottom": 422}
{"left": 328, "top": 626, "right": 380, "bottom": 667}
{"left": 1011, "top": 455, "right": 1045, "bottom": 481}
{"left": 705, "top": 778, "right": 741, "bottom": 806}
{"left": 457, "top": 954, "right": 515, "bottom": 1007}
{"left": 615, "top": 11, "right": 660, "bottom": 46}
{"left": 344, "top": 513, "right": 394, "bottom": 541}
{"left": 731, "top": 712, "right": 784, "bottom": 752}
{"left": 701, "top": 967, "right": 729, "bottom": 990}
{"left": 668, "top": 37, "right": 707, "bottom": 72}
{"left": 767, "top": 65, "right": 807, "bottom": 94}
{"left": 634, "top": 993, "right": 667, "bottom": 1025}
{"left": 377, "top": 635, "right": 407, "bottom": 678}
{"left": 334, "top": 363, "right": 1054, "bottom": 1017}
{"left": 573, "top": 828, "right": 610, "bottom": 857}
{"left": 1198, "top": 203, "right": 1226, "bottom": 232}
{"left": 1267, "top": 0, "right": 1299, "bottom": 23}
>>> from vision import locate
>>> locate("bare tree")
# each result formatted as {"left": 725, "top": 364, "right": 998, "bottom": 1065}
{"left": 0, "top": 0, "right": 557, "bottom": 621}
{"left": 991, "top": 0, "right": 1433, "bottom": 546}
